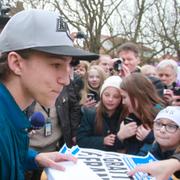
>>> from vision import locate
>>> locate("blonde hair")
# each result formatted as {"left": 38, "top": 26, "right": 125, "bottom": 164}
{"left": 80, "top": 65, "right": 106, "bottom": 105}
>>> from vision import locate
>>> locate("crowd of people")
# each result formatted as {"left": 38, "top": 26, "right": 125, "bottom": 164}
{"left": 0, "top": 9, "right": 179, "bottom": 180}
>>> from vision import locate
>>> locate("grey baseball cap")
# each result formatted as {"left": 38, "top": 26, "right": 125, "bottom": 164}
{"left": 0, "top": 9, "right": 99, "bottom": 61}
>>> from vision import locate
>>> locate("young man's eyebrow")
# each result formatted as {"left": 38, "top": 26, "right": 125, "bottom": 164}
{"left": 47, "top": 54, "right": 72, "bottom": 62}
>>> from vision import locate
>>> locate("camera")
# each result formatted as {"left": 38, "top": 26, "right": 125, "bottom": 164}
{"left": 0, "top": 3, "right": 10, "bottom": 29}
{"left": 87, "top": 93, "right": 95, "bottom": 100}
{"left": 76, "top": 31, "right": 87, "bottom": 39}
{"left": 173, "top": 87, "right": 180, "bottom": 102}
{"left": 113, "top": 58, "right": 123, "bottom": 71}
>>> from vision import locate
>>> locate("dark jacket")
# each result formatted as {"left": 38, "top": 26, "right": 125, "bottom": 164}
{"left": 150, "top": 142, "right": 175, "bottom": 160}
{"left": 77, "top": 107, "right": 124, "bottom": 152}
{"left": 138, "top": 141, "right": 175, "bottom": 160}
{"left": 172, "top": 153, "right": 180, "bottom": 178}
{"left": 123, "top": 113, "right": 154, "bottom": 155}
{"left": 56, "top": 81, "right": 81, "bottom": 147}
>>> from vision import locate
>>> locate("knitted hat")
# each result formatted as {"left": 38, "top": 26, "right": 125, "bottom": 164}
{"left": 100, "top": 76, "right": 122, "bottom": 96}
{"left": 154, "top": 106, "right": 180, "bottom": 126}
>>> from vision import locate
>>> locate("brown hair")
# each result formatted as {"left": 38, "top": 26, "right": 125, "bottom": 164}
{"left": 0, "top": 49, "right": 35, "bottom": 81}
{"left": 95, "top": 96, "right": 122, "bottom": 134}
{"left": 120, "top": 73, "right": 164, "bottom": 128}
{"left": 95, "top": 101, "right": 107, "bottom": 134}
{"left": 117, "top": 42, "right": 140, "bottom": 58}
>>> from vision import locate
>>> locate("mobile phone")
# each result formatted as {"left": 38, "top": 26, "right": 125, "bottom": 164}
{"left": 173, "top": 87, "right": 180, "bottom": 96}
{"left": 87, "top": 93, "right": 95, "bottom": 100}
{"left": 124, "top": 114, "right": 141, "bottom": 126}
{"left": 124, "top": 117, "right": 134, "bottom": 124}
{"left": 173, "top": 87, "right": 180, "bottom": 102}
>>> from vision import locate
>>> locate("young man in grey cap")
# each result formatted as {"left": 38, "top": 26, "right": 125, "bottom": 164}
{"left": 0, "top": 9, "right": 98, "bottom": 179}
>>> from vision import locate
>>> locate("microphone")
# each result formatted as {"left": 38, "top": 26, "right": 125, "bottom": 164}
{"left": 29, "top": 112, "right": 45, "bottom": 131}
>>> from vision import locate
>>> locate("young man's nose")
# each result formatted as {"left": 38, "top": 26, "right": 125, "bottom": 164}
{"left": 57, "top": 66, "right": 71, "bottom": 86}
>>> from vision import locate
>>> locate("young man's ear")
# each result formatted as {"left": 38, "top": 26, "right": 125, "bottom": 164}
{"left": 7, "top": 52, "right": 23, "bottom": 75}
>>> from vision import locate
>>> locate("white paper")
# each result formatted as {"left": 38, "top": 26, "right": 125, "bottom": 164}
{"left": 45, "top": 159, "right": 101, "bottom": 180}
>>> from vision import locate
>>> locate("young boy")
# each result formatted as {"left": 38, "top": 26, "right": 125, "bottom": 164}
{"left": 151, "top": 106, "right": 180, "bottom": 160}
{"left": 0, "top": 9, "right": 98, "bottom": 179}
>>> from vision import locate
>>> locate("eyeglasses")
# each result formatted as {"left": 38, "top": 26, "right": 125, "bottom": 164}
{"left": 154, "top": 121, "right": 179, "bottom": 133}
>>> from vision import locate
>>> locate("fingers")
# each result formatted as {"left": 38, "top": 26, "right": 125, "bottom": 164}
{"left": 136, "top": 132, "right": 143, "bottom": 141}
{"left": 107, "top": 135, "right": 115, "bottom": 145}
{"left": 119, "top": 122, "right": 137, "bottom": 139}
{"left": 104, "top": 134, "right": 116, "bottom": 146}
{"left": 44, "top": 153, "right": 77, "bottom": 171}
{"left": 128, "top": 165, "right": 148, "bottom": 176}
{"left": 55, "top": 153, "right": 77, "bottom": 163}
{"left": 48, "top": 160, "right": 66, "bottom": 171}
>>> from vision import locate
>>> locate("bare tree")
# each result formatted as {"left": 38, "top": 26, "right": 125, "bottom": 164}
{"left": 104, "top": 0, "right": 157, "bottom": 59}
{"left": 51, "top": 0, "right": 124, "bottom": 53}
{"left": 152, "top": 0, "right": 180, "bottom": 60}
{"left": 4, "top": 0, "right": 180, "bottom": 61}
{"left": 108, "top": 0, "right": 179, "bottom": 62}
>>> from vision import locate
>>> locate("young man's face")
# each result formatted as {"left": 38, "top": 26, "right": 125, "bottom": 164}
{"left": 118, "top": 50, "right": 140, "bottom": 73}
{"left": 20, "top": 52, "right": 71, "bottom": 107}
{"left": 74, "top": 65, "right": 86, "bottom": 77}
{"left": 98, "top": 56, "right": 111, "bottom": 75}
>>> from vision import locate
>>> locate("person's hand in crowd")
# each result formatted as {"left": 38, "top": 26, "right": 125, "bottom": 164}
{"left": 136, "top": 125, "right": 151, "bottom": 141}
{"left": 163, "top": 89, "right": 174, "bottom": 105}
{"left": 117, "top": 121, "right": 137, "bottom": 141}
{"left": 72, "top": 136, "right": 76, "bottom": 145}
{"left": 35, "top": 152, "right": 77, "bottom": 171}
{"left": 172, "top": 95, "right": 180, "bottom": 106}
{"left": 118, "top": 64, "right": 131, "bottom": 78}
{"left": 83, "top": 97, "right": 97, "bottom": 108}
{"left": 128, "top": 158, "right": 180, "bottom": 180}
{"left": 70, "top": 32, "right": 78, "bottom": 42}
{"left": 104, "top": 133, "right": 116, "bottom": 146}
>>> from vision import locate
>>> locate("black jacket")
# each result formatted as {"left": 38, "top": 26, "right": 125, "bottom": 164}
{"left": 77, "top": 107, "right": 124, "bottom": 152}
{"left": 56, "top": 81, "right": 81, "bottom": 147}
{"left": 172, "top": 153, "right": 180, "bottom": 178}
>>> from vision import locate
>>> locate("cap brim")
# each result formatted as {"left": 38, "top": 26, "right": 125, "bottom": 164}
{"left": 32, "top": 46, "right": 99, "bottom": 61}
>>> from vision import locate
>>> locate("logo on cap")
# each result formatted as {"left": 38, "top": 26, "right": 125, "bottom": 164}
{"left": 56, "top": 16, "right": 72, "bottom": 41}
{"left": 164, "top": 108, "right": 174, "bottom": 115}
{"left": 56, "top": 16, "right": 68, "bottom": 32}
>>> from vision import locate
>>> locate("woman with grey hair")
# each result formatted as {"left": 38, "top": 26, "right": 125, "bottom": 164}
{"left": 156, "top": 59, "right": 178, "bottom": 89}
{"left": 156, "top": 59, "right": 178, "bottom": 105}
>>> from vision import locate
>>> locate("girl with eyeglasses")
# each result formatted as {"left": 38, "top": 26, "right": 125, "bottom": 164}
{"left": 147, "top": 106, "right": 180, "bottom": 160}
